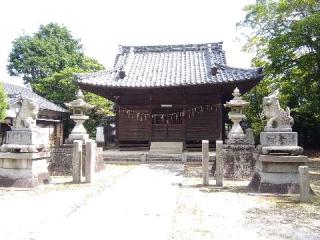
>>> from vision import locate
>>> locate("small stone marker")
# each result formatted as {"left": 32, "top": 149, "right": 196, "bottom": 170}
{"left": 202, "top": 140, "right": 209, "bottom": 186}
{"left": 72, "top": 140, "right": 83, "bottom": 183}
{"left": 85, "top": 140, "right": 96, "bottom": 183}
{"left": 182, "top": 153, "right": 187, "bottom": 163}
{"left": 299, "top": 166, "right": 311, "bottom": 202}
{"left": 216, "top": 140, "right": 223, "bottom": 187}
{"left": 140, "top": 153, "right": 147, "bottom": 162}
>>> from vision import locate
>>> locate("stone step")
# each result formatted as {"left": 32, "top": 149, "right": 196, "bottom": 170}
{"left": 150, "top": 142, "right": 183, "bottom": 154}
{"left": 308, "top": 159, "right": 320, "bottom": 169}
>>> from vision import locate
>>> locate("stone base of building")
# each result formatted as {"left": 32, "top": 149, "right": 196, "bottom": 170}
{"left": 248, "top": 154, "right": 309, "bottom": 194}
{"left": 0, "top": 152, "right": 50, "bottom": 188}
{"left": 222, "top": 143, "right": 256, "bottom": 178}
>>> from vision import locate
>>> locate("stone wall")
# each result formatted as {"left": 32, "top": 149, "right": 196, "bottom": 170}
{"left": 48, "top": 144, "right": 105, "bottom": 176}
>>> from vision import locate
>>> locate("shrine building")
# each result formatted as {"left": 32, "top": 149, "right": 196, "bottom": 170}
{"left": 76, "top": 42, "right": 263, "bottom": 151}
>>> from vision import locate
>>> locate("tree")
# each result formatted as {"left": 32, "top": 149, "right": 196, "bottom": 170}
{"left": 32, "top": 58, "right": 113, "bottom": 137}
{"left": 8, "top": 23, "right": 83, "bottom": 84}
{"left": 238, "top": 0, "right": 320, "bottom": 146}
{"left": 0, "top": 83, "right": 8, "bottom": 120}
{"left": 8, "top": 23, "right": 114, "bottom": 137}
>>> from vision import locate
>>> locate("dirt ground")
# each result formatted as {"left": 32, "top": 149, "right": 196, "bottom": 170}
{"left": 0, "top": 163, "right": 319, "bottom": 240}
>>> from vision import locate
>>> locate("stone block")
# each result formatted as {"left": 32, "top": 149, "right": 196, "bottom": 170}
{"left": 202, "top": 140, "right": 209, "bottom": 186}
{"left": 68, "top": 133, "right": 90, "bottom": 143}
{"left": 216, "top": 140, "right": 223, "bottom": 187}
{"left": 259, "top": 155, "right": 308, "bottom": 163}
{"left": 2, "top": 158, "right": 29, "bottom": 169}
{"left": 85, "top": 140, "right": 96, "bottom": 183}
{"left": 72, "top": 140, "right": 83, "bottom": 183}
{"left": 299, "top": 166, "right": 311, "bottom": 202}
{"left": 222, "top": 144, "right": 256, "bottom": 178}
{"left": 256, "top": 161, "right": 301, "bottom": 173}
{"left": 249, "top": 154, "right": 309, "bottom": 194}
{"left": 260, "top": 131, "right": 297, "bottom": 146}
{"left": 0, "top": 156, "right": 49, "bottom": 187}
{"left": 264, "top": 127, "right": 292, "bottom": 132}
{"left": 5, "top": 129, "right": 46, "bottom": 146}
{"left": 259, "top": 172, "right": 299, "bottom": 184}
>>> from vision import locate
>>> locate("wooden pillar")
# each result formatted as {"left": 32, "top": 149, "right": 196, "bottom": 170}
{"left": 149, "top": 93, "right": 153, "bottom": 146}
{"left": 202, "top": 140, "right": 209, "bottom": 186}
{"left": 115, "top": 103, "right": 119, "bottom": 148}
{"left": 219, "top": 95, "right": 225, "bottom": 141}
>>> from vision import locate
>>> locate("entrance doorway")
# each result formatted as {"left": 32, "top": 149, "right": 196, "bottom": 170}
{"left": 151, "top": 108, "right": 184, "bottom": 141}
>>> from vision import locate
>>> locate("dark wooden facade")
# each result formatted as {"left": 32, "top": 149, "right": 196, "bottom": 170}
{"left": 80, "top": 80, "right": 258, "bottom": 150}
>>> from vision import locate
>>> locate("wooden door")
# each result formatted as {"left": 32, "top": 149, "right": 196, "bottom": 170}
{"left": 151, "top": 108, "right": 184, "bottom": 141}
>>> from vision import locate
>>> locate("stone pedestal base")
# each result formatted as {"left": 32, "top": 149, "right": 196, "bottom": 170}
{"left": 222, "top": 144, "right": 256, "bottom": 178}
{"left": 249, "top": 154, "right": 309, "bottom": 193}
{"left": 1, "top": 128, "right": 47, "bottom": 152}
{"left": 0, "top": 152, "right": 50, "bottom": 188}
{"left": 67, "top": 133, "right": 89, "bottom": 143}
{"left": 259, "top": 131, "right": 303, "bottom": 155}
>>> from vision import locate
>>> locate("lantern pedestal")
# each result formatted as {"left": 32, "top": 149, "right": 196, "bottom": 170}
{"left": 68, "top": 115, "right": 90, "bottom": 143}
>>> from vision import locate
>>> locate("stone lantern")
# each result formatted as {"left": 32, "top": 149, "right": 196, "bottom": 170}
{"left": 224, "top": 87, "right": 249, "bottom": 144}
{"left": 65, "top": 90, "right": 93, "bottom": 143}
{"left": 221, "top": 87, "right": 255, "bottom": 179}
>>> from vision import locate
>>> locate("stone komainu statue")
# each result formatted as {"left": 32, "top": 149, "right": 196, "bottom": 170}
{"left": 261, "top": 89, "right": 293, "bottom": 129}
{"left": 14, "top": 99, "right": 39, "bottom": 129}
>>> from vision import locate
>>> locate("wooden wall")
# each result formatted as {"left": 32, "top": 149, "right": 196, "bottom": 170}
{"left": 117, "top": 106, "right": 151, "bottom": 148}
{"left": 116, "top": 90, "right": 223, "bottom": 150}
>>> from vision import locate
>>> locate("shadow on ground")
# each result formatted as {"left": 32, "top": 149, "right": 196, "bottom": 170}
{"left": 146, "top": 163, "right": 184, "bottom": 176}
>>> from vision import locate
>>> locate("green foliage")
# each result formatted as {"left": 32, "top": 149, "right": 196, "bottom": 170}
{"left": 0, "top": 83, "right": 8, "bottom": 120}
{"left": 8, "top": 23, "right": 114, "bottom": 137}
{"left": 84, "top": 92, "right": 114, "bottom": 137}
{"left": 32, "top": 67, "right": 80, "bottom": 105}
{"left": 32, "top": 60, "right": 112, "bottom": 138}
{"left": 239, "top": 0, "right": 320, "bottom": 145}
{"left": 8, "top": 23, "right": 83, "bottom": 84}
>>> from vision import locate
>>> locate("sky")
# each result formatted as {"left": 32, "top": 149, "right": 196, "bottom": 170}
{"left": 0, "top": 0, "right": 255, "bottom": 86}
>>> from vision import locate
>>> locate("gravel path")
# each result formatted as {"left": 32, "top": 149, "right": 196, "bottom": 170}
{"left": 0, "top": 163, "right": 319, "bottom": 240}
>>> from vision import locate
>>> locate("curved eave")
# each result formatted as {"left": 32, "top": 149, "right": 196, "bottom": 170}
{"left": 77, "top": 74, "right": 263, "bottom": 90}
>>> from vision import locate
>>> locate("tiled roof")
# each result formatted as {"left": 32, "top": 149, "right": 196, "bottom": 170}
{"left": 76, "top": 42, "right": 262, "bottom": 88}
{"left": 1, "top": 82, "right": 67, "bottom": 113}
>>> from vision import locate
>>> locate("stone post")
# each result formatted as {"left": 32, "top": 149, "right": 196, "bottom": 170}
{"left": 216, "top": 140, "right": 223, "bottom": 187}
{"left": 85, "top": 140, "right": 96, "bottom": 183}
{"left": 72, "top": 140, "right": 83, "bottom": 183}
{"left": 140, "top": 153, "right": 147, "bottom": 163}
{"left": 299, "top": 166, "right": 311, "bottom": 202}
{"left": 182, "top": 153, "right": 187, "bottom": 163}
{"left": 202, "top": 140, "right": 209, "bottom": 186}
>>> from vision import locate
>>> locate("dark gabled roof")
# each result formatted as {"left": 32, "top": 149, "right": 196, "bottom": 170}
{"left": 76, "top": 42, "right": 262, "bottom": 88}
{"left": 2, "top": 82, "right": 67, "bottom": 113}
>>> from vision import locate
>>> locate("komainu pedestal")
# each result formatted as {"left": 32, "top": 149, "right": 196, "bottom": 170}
{"left": 0, "top": 99, "right": 50, "bottom": 188}
{"left": 249, "top": 90, "right": 308, "bottom": 193}
{"left": 0, "top": 152, "right": 50, "bottom": 187}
